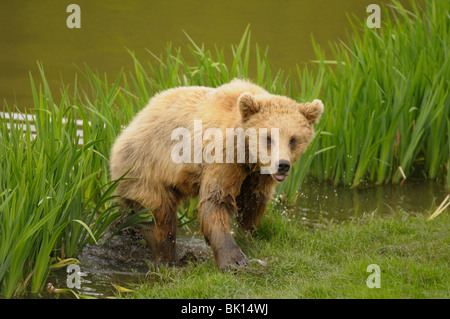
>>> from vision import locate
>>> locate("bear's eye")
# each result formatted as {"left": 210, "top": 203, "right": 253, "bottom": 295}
{"left": 289, "top": 137, "right": 297, "bottom": 148}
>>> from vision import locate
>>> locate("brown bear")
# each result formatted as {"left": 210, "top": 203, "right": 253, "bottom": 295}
{"left": 110, "top": 79, "right": 323, "bottom": 270}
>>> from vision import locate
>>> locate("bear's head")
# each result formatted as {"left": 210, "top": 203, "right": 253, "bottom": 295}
{"left": 238, "top": 92, "right": 323, "bottom": 182}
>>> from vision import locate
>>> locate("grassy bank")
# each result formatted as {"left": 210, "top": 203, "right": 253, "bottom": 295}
{"left": 123, "top": 210, "right": 449, "bottom": 299}
{"left": 0, "top": 0, "right": 448, "bottom": 297}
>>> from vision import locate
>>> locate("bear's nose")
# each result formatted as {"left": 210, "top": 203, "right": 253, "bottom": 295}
{"left": 277, "top": 160, "right": 291, "bottom": 174}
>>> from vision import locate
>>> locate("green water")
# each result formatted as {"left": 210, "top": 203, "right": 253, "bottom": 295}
{"left": 282, "top": 179, "right": 449, "bottom": 225}
{"left": 1, "top": 0, "right": 401, "bottom": 110}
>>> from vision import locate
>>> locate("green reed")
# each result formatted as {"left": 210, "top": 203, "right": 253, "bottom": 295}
{"left": 305, "top": 0, "right": 449, "bottom": 188}
{"left": 0, "top": 64, "right": 130, "bottom": 297}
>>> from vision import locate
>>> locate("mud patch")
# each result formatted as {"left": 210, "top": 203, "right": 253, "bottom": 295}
{"left": 46, "top": 229, "right": 212, "bottom": 298}
{"left": 79, "top": 228, "right": 212, "bottom": 271}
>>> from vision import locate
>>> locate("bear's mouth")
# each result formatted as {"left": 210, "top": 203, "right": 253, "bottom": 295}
{"left": 272, "top": 174, "right": 287, "bottom": 182}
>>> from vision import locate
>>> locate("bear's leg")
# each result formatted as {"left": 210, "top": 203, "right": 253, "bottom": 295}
{"left": 198, "top": 165, "right": 248, "bottom": 271}
{"left": 236, "top": 192, "right": 269, "bottom": 234}
{"left": 139, "top": 209, "right": 177, "bottom": 264}
{"left": 236, "top": 173, "right": 276, "bottom": 234}
{"left": 137, "top": 188, "right": 181, "bottom": 264}
{"left": 199, "top": 198, "right": 248, "bottom": 271}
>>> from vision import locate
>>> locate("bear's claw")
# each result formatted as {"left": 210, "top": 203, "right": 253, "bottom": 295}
{"left": 217, "top": 248, "right": 248, "bottom": 271}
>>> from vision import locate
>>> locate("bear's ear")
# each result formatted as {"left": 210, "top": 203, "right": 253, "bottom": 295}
{"left": 238, "top": 92, "right": 260, "bottom": 120}
{"left": 298, "top": 99, "right": 324, "bottom": 124}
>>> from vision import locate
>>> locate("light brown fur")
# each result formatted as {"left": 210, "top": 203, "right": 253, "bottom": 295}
{"left": 110, "top": 79, "right": 323, "bottom": 270}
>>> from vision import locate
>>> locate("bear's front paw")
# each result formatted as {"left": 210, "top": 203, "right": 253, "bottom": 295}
{"left": 216, "top": 247, "right": 248, "bottom": 271}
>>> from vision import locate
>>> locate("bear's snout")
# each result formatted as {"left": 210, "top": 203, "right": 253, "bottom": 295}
{"left": 276, "top": 160, "right": 291, "bottom": 174}
{"left": 272, "top": 160, "right": 290, "bottom": 182}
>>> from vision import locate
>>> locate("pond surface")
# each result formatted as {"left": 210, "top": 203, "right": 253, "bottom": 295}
{"left": 277, "top": 179, "right": 449, "bottom": 226}
{"left": 1, "top": 0, "right": 404, "bottom": 110}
